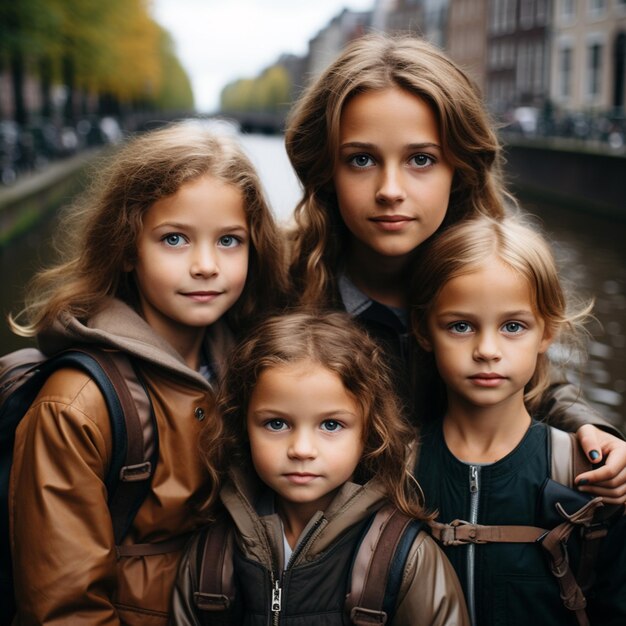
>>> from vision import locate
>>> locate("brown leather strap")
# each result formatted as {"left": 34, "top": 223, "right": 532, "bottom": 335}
{"left": 428, "top": 519, "right": 546, "bottom": 546}
{"left": 347, "top": 505, "right": 413, "bottom": 625}
{"left": 116, "top": 534, "right": 189, "bottom": 557}
{"left": 194, "top": 519, "right": 235, "bottom": 620}
{"left": 74, "top": 348, "right": 154, "bottom": 543}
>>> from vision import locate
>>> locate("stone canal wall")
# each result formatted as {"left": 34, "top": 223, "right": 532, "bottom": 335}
{"left": 503, "top": 137, "right": 626, "bottom": 221}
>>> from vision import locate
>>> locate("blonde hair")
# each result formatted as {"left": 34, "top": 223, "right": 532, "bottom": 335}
{"left": 10, "top": 121, "right": 288, "bottom": 336}
{"left": 410, "top": 214, "right": 592, "bottom": 415}
{"left": 286, "top": 33, "right": 510, "bottom": 307}
{"left": 200, "top": 311, "right": 430, "bottom": 520}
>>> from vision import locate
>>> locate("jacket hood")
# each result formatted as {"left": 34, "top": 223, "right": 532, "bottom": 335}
{"left": 220, "top": 466, "right": 387, "bottom": 570}
{"left": 37, "top": 297, "right": 234, "bottom": 388}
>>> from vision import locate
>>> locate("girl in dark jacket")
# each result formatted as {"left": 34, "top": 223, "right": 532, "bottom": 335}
{"left": 411, "top": 214, "right": 626, "bottom": 626}
{"left": 172, "top": 312, "right": 469, "bottom": 625}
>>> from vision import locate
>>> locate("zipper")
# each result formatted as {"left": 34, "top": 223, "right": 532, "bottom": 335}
{"left": 271, "top": 578, "right": 282, "bottom": 626}
{"left": 467, "top": 465, "right": 480, "bottom": 626}
{"left": 269, "top": 515, "right": 325, "bottom": 624}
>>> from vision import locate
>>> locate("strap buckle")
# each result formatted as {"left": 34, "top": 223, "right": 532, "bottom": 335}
{"left": 119, "top": 461, "right": 152, "bottom": 481}
{"left": 350, "top": 606, "right": 388, "bottom": 624}
{"left": 193, "top": 591, "right": 231, "bottom": 611}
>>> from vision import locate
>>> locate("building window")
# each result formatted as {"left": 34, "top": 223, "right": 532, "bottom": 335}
{"left": 559, "top": 46, "right": 573, "bottom": 98}
{"left": 533, "top": 41, "right": 544, "bottom": 92}
{"left": 536, "top": 0, "right": 547, "bottom": 22}
{"left": 505, "top": 0, "right": 517, "bottom": 30}
{"left": 561, "top": 0, "right": 576, "bottom": 21}
{"left": 587, "top": 42, "right": 602, "bottom": 98}
{"left": 520, "top": 0, "right": 534, "bottom": 27}
{"left": 588, "top": 0, "right": 606, "bottom": 17}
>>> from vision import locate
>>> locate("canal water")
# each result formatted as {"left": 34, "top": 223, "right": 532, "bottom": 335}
{"left": 1, "top": 133, "right": 625, "bottom": 432}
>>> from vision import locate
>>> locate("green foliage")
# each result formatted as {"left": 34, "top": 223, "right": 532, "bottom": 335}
{"left": 220, "top": 64, "right": 291, "bottom": 113}
{"left": 0, "top": 0, "right": 193, "bottom": 117}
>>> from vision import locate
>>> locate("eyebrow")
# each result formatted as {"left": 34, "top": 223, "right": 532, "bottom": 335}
{"left": 339, "top": 141, "right": 442, "bottom": 151}
{"left": 436, "top": 309, "right": 535, "bottom": 318}
{"left": 152, "top": 222, "right": 248, "bottom": 232}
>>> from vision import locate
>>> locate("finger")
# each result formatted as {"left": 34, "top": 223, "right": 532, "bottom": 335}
{"left": 577, "top": 472, "right": 626, "bottom": 496}
{"left": 576, "top": 488, "right": 626, "bottom": 505}
{"left": 576, "top": 424, "right": 603, "bottom": 463}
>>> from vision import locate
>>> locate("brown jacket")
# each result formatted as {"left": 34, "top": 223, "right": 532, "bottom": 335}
{"left": 9, "top": 298, "right": 234, "bottom": 626}
{"left": 171, "top": 469, "right": 470, "bottom": 626}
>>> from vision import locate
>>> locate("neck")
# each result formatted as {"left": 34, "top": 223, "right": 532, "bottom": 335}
{"left": 167, "top": 327, "right": 207, "bottom": 371}
{"left": 345, "top": 244, "right": 414, "bottom": 309}
{"left": 442, "top": 393, "right": 532, "bottom": 464}
{"left": 276, "top": 500, "right": 319, "bottom": 550}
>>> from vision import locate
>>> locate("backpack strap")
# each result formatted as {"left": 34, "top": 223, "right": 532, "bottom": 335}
{"left": 346, "top": 505, "right": 423, "bottom": 625}
{"left": 193, "top": 517, "right": 235, "bottom": 625}
{"left": 42, "top": 347, "right": 157, "bottom": 545}
{"left": 548, "top": 426, "right": 626, "bottom": 594}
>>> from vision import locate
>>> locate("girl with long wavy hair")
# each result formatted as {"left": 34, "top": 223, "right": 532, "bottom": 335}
{"left": 284, "top": 33, "right": 626, "bottom": 500}
{"left": 8, "top": 121, "right": 288, "bottom": 625}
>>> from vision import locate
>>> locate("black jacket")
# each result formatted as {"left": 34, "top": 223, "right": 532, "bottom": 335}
{"left": 415, "top": 420, "right": 626, "bottom": 626}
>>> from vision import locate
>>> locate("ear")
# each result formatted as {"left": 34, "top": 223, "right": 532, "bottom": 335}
{"left": 538, "top": 327, "right": 554, "bottom": 354}
{"left": 415, "top": 332, "right": 433, "bottom": 352}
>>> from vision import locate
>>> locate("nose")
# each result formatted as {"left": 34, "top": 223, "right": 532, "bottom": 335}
{"left": 473, "top": 330, "right": 502, "bottom": 362}
{"left": 375, "top": 165, "right": 407, "bottom": 205}
{"left": 287, "top": 429, "right": 317, "bottom": 460}
{"left": 190, "top": 245, "right": 218, "bottom": 278}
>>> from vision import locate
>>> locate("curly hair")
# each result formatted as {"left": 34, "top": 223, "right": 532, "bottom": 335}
{"left": 410, "top": 214, "right": 593, "bottom": 415}
{"left": 285, "top": 33, "right": 511, "bottom": 308}
{"left": 199, "top": 311, "right": 430, "bottom": 520}
{"left": 10, "top": 120, "right": 288, "bottom": 336}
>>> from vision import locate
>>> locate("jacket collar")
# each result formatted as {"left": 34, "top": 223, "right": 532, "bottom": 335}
{"left": 220, "top": 466, "right": 387, "bottom": 568}
{"left": 37, "top": 297, "right": 234, "bottom": 388}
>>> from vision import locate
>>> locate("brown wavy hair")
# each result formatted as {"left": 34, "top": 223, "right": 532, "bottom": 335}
{"left": 410, "top": 214, "right": 593, "bottom": 416}
{"left": 285, "top": 33, "right": 511, "bottom": 308}
{"left": 10, "top": 121, "right": 288, "bottom": 336}
{"left": 200, "top": 311, "right": 430, "bottom": 519}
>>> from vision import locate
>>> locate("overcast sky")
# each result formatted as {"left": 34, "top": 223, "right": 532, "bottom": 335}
{"left": 151, "top": 0, "right": 375, "bottom": 113}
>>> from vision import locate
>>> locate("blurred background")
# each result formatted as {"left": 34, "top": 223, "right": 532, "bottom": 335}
{"left": 0, "top": 0, "right": 624, "bottom": 431}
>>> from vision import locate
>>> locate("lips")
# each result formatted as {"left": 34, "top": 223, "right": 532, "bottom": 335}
{"left": 283, "top": 473, "right": 319, "bottom": 485}
{"left": 182, "top": 291, "right": 222, "bottom": 302}
{"left": 469, "top": 373, "right": 506, "bottom": 387}
{"left": 369, "top": 214, "right": 414, "bottom": 231}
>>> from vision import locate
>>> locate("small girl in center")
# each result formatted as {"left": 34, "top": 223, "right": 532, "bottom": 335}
{"left": 171, "top": 311, "right": 469, "bottom": 626}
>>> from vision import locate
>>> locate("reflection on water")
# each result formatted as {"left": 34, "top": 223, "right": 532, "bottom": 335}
{"left": 521, "top": 199, "right": 626, "bottom": 432}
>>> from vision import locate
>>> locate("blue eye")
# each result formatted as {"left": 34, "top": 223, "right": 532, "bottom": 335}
{"left": 449, "top": 321, "right": 472, "bottom": 334}
{"left": 349, "top": 154, "right": 374, "bottom": 168}
{"left": 265, "top": 419, "right": 287, "bottom": 431}
{"left": 163, "top": 233, "right": 185, "bottom": 247}
{"left": 321, "top": 420, "right": 343, "bottom": 432}
{"left": 218, "top": 235, "right": 240, "bottom": 248}
{"left": 410, "top": 154, "right": 435, "bottom": 169}
{"left": 503, "top": 322, "right": 524, "bottom": 334}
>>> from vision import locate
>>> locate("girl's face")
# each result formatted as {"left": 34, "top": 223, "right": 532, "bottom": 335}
{"left": 246, "top": 360, "right": 364, "bottom": 516}
{"left": 422, "top": 258, "right": 552, "bottom": 414}
{"left": 133, "top": 174, "right": 249, "bottom": 353}
{"left": 334, "top": 87, "right": 454, "bottom": 264}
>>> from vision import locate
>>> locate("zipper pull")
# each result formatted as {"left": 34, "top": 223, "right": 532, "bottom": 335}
{"left": 271, "top": 579, "right": 282, "bottom": 614}
{"left": 469, "top": 465, "right": 479, "bottom": 493}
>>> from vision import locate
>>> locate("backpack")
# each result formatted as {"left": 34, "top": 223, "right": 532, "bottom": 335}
{"left": 191, "top": 505, "right": 424, "bottom": 625}
{"left": 427, "top": 426, "right": 625, "bottom": 626}
{"left": 0, "top": 346, "right": 158, "bottom": 626}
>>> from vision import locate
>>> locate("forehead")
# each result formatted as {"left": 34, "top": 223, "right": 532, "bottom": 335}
{"left": 339, "top": 87, "right": 440, "bottom": 141}
{"left": 435, "top": 260, "right": 534, "bottom": 310}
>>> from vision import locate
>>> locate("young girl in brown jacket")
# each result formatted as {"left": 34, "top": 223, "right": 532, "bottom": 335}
{"left": 8, "top": 121, "right": 288, "bottom": 625}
